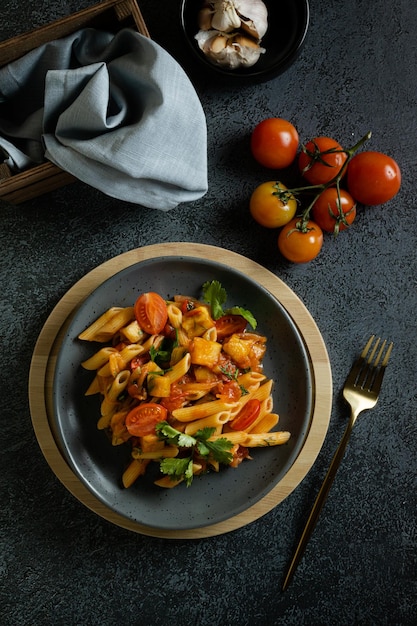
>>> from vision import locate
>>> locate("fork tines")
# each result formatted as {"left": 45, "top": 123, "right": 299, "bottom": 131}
{"left": 348, "top": 335, "right": 393, "bottom": 393}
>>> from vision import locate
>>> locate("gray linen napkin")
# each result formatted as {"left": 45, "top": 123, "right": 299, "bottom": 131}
{"left": 0, "top": 28, "right": 208, "bottom": 210}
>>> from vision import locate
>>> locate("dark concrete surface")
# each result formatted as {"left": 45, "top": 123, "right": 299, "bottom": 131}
{"left": 1, "top": 1, "right": 416, "bottom": 625}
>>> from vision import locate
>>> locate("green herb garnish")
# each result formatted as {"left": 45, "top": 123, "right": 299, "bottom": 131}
{"left": 202, "top": 280, "right": 257, "bottom": 329}
{"left": 155, "top": 421, "right": 234, "bottom": 487}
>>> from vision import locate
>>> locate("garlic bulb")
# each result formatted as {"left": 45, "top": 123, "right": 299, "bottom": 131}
{"left": 195, "top": 29, "right": 265, "bottom": 69}
{"left": 198, "top": 0, "right": 268, "bottom": 40}
{"left": 195, "top": 0, "right": 268, "bottom": 70}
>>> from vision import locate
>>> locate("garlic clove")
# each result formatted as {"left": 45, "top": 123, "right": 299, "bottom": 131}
{"left": 236, "top": 1, "right": 269, "bottom": 40}
{"left": 195, "top": 29, "right": 265, "bottom": 69}
{"left": 210, "top": 33, "right": 228, "bottom": 53}
{"left": 211, "top": 3, "right": 241, "bottom": 33}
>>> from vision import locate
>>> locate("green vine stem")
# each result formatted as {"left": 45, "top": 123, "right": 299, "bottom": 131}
{"left": 277, "top": 131, "right": 372, "bottom": 232}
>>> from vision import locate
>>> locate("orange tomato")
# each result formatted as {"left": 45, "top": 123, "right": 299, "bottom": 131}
{"left": 278, "top": 218, "right": 324, "bottom": 263}
{"left": 250, "top": 181, "right": 297, "bottom": 228}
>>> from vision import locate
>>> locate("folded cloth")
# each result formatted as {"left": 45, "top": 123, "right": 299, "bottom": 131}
{"left": 0, "top": 28, "right": 208, "bottom": 210}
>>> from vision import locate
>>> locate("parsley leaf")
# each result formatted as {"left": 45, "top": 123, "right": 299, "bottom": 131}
{"left": 160, "top": 457, "right": 194, "bottom": 486}
{"left": 155, "top": 421, "right": 196, "bottom": 448}
{"left": 202, "top": 280, "right": 227, "bottom": 320}
{"left": 202, "top": 280, "right": 257, "bottom": 329}
{"left": 155, "top": 422, "right": 234, "bottom": 486}
{"left": 225, "top": 306, "right": 257, "bottom": 330}
{"left": 195, "top": 428, "right": 234, "bottom": 464}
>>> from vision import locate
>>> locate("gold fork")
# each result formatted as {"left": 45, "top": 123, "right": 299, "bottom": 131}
{"left": 282, "top": 335, "right": 393, "bottom": 591}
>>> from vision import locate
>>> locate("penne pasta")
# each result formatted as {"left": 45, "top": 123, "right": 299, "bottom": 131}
{"left": 249, "top": 412, "right": 279, "bottom": 434}
{"left": 78, "top": 283, "right": 291, "bottom": 489}
{"left": 81, "top": 346, "right": 118, "bottom": 370}
{"left": 244, "top": 431, "right": 291, "bottom": 447}
{"left": 246, "top": 396, "right": 274, "bottom": 432}
{"left": 172, "top": 398, "right": 236, "bottom": 422}
{"left": 184, "top": 411, "right": 230, "bottom": 435}
{"left": 163, "top": 353, "right": 191, "bottom": 384}
{"left": 98, "top": 344, "right": 145, "bottom": 377}
{"left": 208, "top": 430, "right": 249, "bottom": 445}
{"left": 106, "top": 370, "right": 130, "bottom": 402}
{"left": 229, "top": 379, "right": 273, "bottom": 418}
{"left": 167, "top": 303, "right": 182, "bottom": 329}
{"left": 122, "top": 458, "right": 149, "bottom": 488}
{"left": 78, "top": 307, "right": 135, "bottom": 342}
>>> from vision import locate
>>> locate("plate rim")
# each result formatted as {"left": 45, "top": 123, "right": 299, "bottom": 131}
{"left": 28, "top": 242, "right": 332, "bottom": 539}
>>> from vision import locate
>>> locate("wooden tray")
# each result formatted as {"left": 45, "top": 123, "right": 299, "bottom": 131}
{"left": 28, "top": 243, "right": 333, "bottom": 538}
{"left": 0, "top": 0, "right": 149, "bottom": 205}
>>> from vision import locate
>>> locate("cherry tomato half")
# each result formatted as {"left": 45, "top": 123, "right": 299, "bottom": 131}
{"left": 250, "top": 181, "right": 297, "bottom": 229}
{"left": 312, "top": 188, "right": 357, "bottom": 233}
{"left": 278, "top": 218, "right": 324, "bottom": 263}
{"left": 251, "top": 118, "right": 299, "bottom": 169}
{"left": 230, "top": 399, "right": 261, "bottom": 431}
{"left": 347, "top": 151, "right": 401, "bottom": 205}
{"left": 215, "top": 314, "right": 247, "bottom": 340}
{"left": 298, "top": 137, "right": 347, "bottom": 185}
{"left": 125, "top": 403, "right": 168, "bottom": 437}
{"left": 134, "top": 292, "right": 168, "bottom": 335}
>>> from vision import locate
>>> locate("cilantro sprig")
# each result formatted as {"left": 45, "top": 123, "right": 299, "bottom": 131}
{"left": 156, "top": 421, "right": 234, "bottom": 487}
{"left": 202, "top": 280, "right": 257, "bottom": 329}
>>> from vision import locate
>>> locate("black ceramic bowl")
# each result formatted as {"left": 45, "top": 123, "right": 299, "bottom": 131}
{"left": 180, "top": 0, "right": 309, "bottom": 83}
{"left": 51, "top": 256, "right": 315, "bottom": 531}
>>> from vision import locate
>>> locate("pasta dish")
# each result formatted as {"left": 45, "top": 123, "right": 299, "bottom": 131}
{"left": 78, "top": 280, "right": 290, "bottom": 488}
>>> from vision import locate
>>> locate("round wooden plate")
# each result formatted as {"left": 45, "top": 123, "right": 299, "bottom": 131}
{"left": 28, "top": 243, "right": 332, "bottom": 538}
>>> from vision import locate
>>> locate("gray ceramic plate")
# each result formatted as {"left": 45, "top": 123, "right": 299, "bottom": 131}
{"left": 51, "top": 256, "right": 313, "bottom": 530}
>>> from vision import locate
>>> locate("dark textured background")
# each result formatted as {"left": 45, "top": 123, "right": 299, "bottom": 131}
{"left": 1, "top": 1, "right": 416, "bottom": 624}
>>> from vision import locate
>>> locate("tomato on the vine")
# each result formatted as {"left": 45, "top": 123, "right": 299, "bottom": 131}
{"left": 312, "top": 188, "right": 357, "bottom": 233}
{"left": 250, "top": 181, "right": 297, "bottom": 228}
{"left": 299, "top": 137, "right": 347, "bottom": 185}
{"left": 251, "top": 118, "right": 299, "bottom": 169}
{"left": 347, "top": 151, "right": 401, "bottom": 205}
{"left": 134, "top": 292, "right": 168, "bottom": 335}
{"left": 125, "top": 403, "right": 167, "bottom": 437}
{"left": 278, "top": 218, "right": 324, "bottom": 263}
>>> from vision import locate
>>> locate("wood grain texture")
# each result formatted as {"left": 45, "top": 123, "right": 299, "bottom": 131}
{"left": 28, "top": 243, "right": 332, "bottom": 538}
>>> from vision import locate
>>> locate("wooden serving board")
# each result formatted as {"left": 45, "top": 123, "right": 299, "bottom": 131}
{"left": 28, "top": 243, "right": 332, "bottom": 539}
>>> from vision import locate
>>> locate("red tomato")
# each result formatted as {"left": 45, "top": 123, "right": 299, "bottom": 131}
{"left": 230, "top": 399, "right": 261, "bottom": 431}
{"left": 347, "top": 151, "right": 401, "bottom": 205}
{"left": 249, "top": 181, "right": 297, "bottom": 228}
{"left": 125, "top": 403, "right": 167, "bottom": 437}
{"left": 312, "top": 188, "right": 357, "bottom": 233}
{"left": 215, "top": 314, "right": 247, "bottom": 340}
{"left": 278, "top": 218, "right": 324, "bottom": 263}
{"left": 299, "top": 137, "right": 347, "bottom": 185}
{"left": 134, "top": 292, "right": 168, "bottom": 335}
{"left": 251, "top": 118, "right": 299, "bottom": 169}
